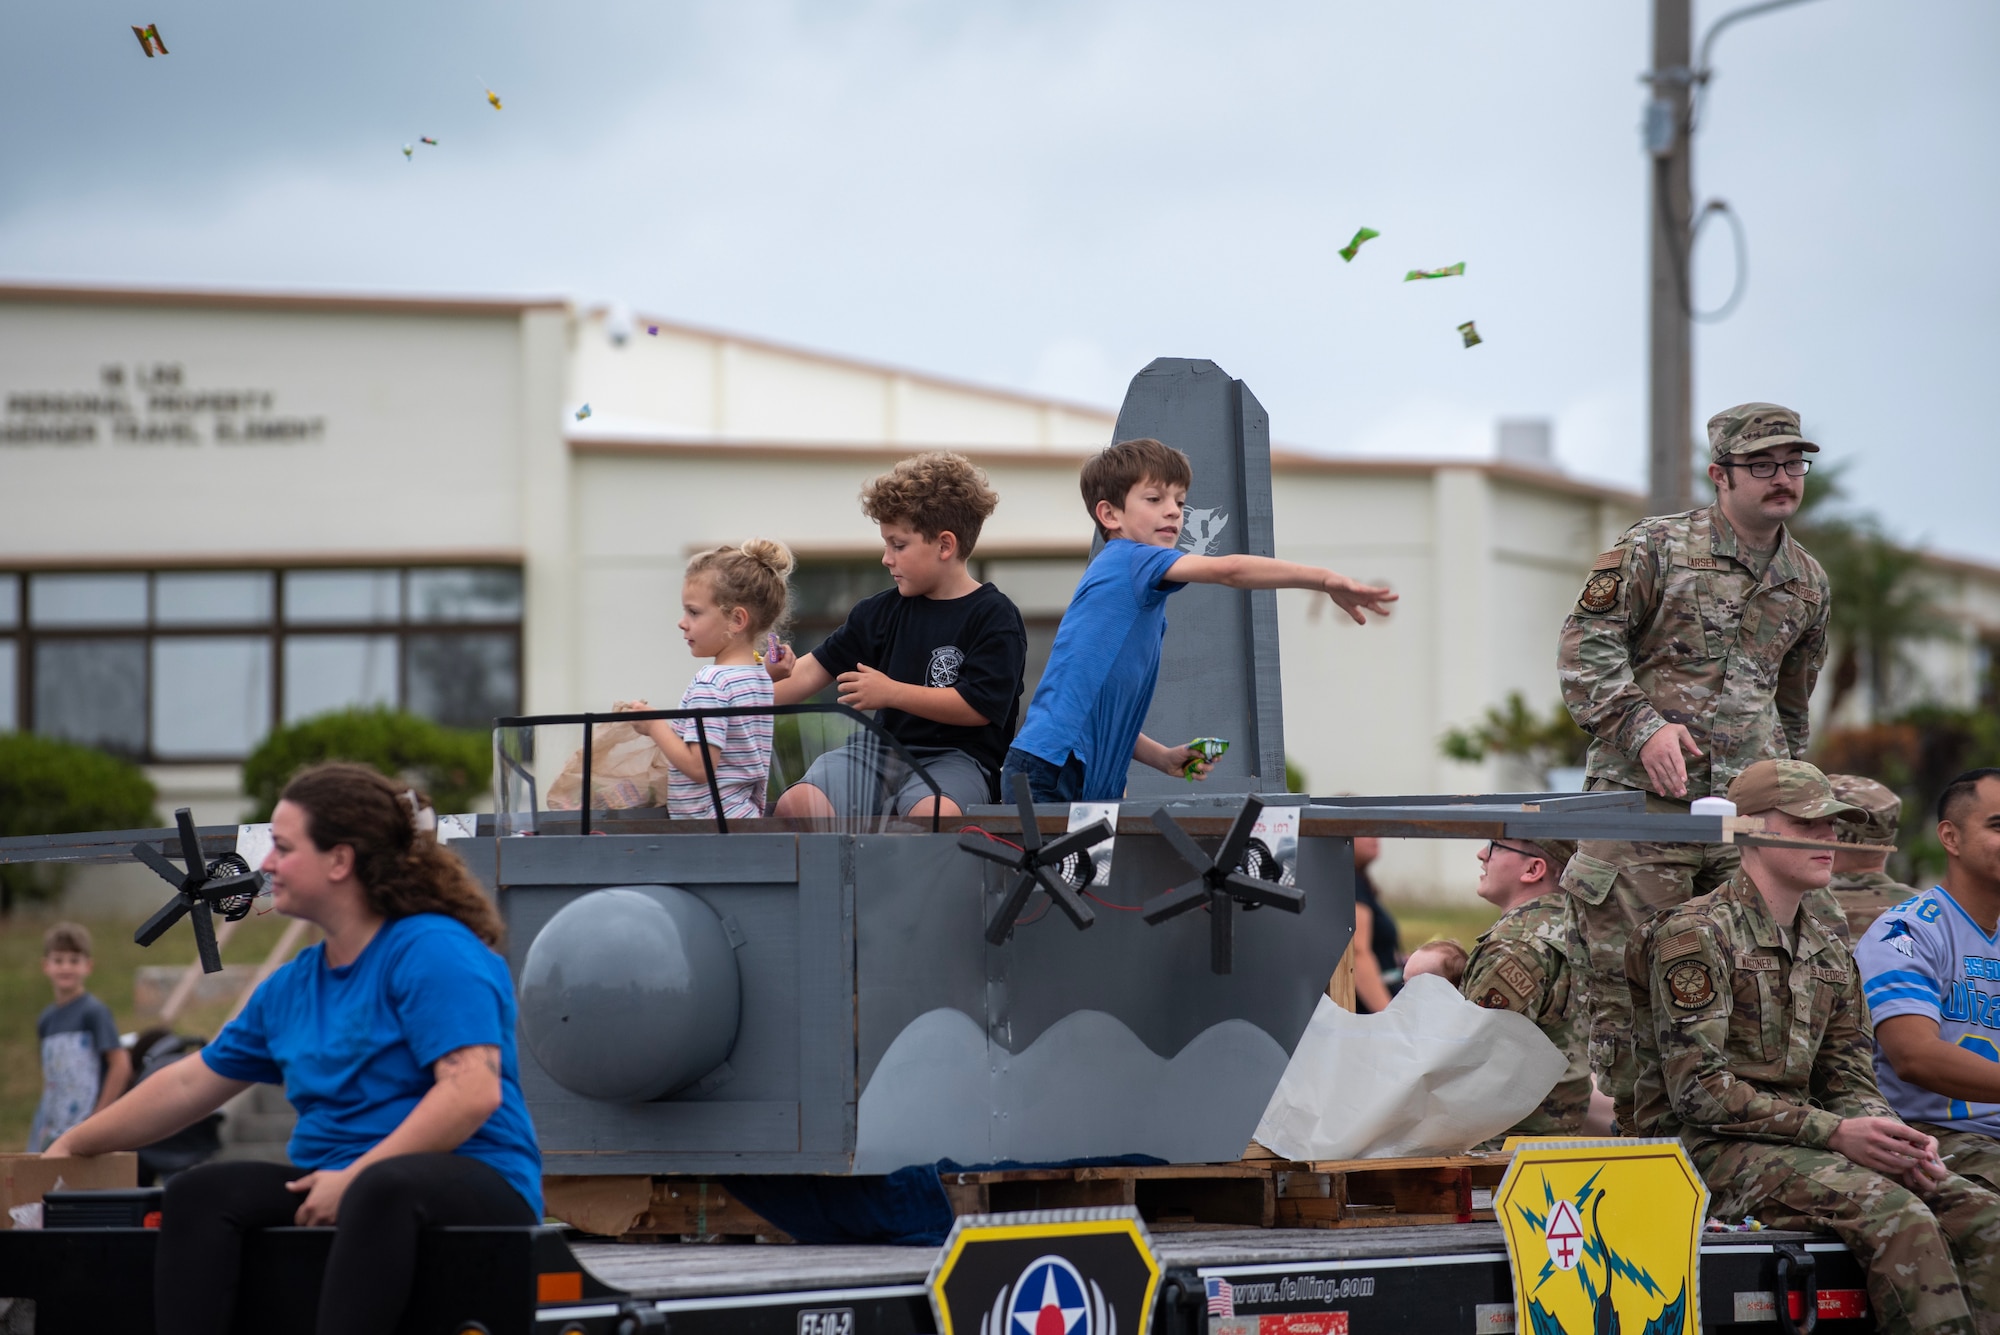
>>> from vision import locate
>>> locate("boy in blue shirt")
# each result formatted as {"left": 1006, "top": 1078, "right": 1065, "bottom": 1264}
{"left": 1004, "top": 437, "right": 1396, "bottom": 803}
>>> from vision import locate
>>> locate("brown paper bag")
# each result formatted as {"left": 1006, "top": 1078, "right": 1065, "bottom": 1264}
{"left": 0, "top": 1152, "right": 139, "bottom": 1228}
{"left": 545, "top": 721, "right": 677, "bottom": 811}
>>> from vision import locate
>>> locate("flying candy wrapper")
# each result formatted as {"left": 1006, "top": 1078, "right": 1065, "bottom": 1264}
{"left": 574, "top": 404, "right": 591, "bottom": 421}
{"left": 486, "top": 89, "right": 503, "bottom": 110}
{"left": 1338, "top": 227, "right": 1379, "bottom": 263}
{"left": 131, "top": 24, "right": 168, "bottom": 56}
{"left": 1404, "top": 262, "right": 1465, "bottom": 281}
{"left": 420, "top": 136, "right": 438, "bottom": 146}
{"left": 1457, "top": 320, "right": 1482, "bottom": 348}
{"left": 1183, "top": 737, "right": 1228, "bottom": 780}
{"left": 646, "top": 324, "right": 659, "bottom": 335}
{"left": 402, "top": 144, "right": 413, "bottom": 160}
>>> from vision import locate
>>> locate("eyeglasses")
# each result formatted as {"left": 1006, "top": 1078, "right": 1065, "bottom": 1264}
{"left": 1718, "top": 458, "right": 1813, "bottom": 479}
{"left": 1483, "top": 840, "right": 1546, "bottom": 863}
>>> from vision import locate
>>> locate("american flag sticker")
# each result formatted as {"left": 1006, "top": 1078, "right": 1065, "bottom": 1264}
{"left": 1206, "top": 1276, "right": 1235, "bottom": 1318}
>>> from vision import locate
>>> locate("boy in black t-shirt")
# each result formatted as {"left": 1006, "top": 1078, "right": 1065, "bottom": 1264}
{"left": 770, "top": 452, "right": 1027, "bottom": 818}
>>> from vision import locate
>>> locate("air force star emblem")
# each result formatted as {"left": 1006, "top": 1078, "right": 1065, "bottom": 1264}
{"left": 1006, "top": 1256, "right": 1092, "bottom": 1335}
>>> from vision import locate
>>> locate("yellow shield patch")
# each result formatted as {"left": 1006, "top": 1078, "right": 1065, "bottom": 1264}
{"left": 1496, "top": 1140, "right": 1708, "bottom": 1335}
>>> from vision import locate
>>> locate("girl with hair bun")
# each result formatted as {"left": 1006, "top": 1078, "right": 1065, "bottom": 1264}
{"left": 617, "top": 538, "right": 794, "bottom": 819}
{"left": 43, "top": 762, "right": 542, "bottom": 1335}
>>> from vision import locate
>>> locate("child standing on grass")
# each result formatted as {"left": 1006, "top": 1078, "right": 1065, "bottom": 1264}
{"left": 1004, "top": 437, "right": 1398, "bottom": 803}
{"left": 617, "top": 539, "right": 794, "bottom": 820}
{"left": 29, "top": 922, "right": 131, "bottom": 1151}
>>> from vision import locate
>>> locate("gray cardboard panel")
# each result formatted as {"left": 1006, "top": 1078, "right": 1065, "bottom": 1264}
{"left": 497, "top": 834, "right": 798, "bottom": 885}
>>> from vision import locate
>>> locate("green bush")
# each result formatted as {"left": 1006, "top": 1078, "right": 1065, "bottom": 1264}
{"left": 0, "top": 734, "right": 157, "bottom": 912}
{"left": 1439, "top": 693, "right": 1589, "bottom": 770}
{"left": 241, "top": 708, "right": 491, "bottom": 821}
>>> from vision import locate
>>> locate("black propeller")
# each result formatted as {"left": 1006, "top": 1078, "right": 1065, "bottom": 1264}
{"left": 131, "top": 808, "right": 265, "bottom": 974}
{"left": 1142, "top": 795, "right": 1304, "bottom": 974}
{"left": 960, "top": 775, "right": 1114, "bottom": 944}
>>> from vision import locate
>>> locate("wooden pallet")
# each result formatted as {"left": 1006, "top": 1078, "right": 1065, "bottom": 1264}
{"left": 547, "top": 1153, "right": 1513, "bottom": 1240}
{"left": 1265, "top": 1154, "right": 1511, "bottom": 1229}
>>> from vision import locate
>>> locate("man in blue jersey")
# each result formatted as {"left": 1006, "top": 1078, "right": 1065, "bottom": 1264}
{"left": 1860, "top": 768, "right": 2000, "bottom": 1195}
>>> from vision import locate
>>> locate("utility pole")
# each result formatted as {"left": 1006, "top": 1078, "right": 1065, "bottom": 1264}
{"left": 1645, "top": 0, "right": 1695, "bottom": 518}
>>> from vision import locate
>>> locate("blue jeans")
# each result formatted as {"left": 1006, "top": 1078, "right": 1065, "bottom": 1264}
{"left": 1000, "top": 747, "right": 1086, "bottom": 804}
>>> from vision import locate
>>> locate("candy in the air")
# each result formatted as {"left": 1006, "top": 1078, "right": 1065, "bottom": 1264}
{"left": 1338, "top": 227, "right": 1379, "bottom": 263}
{"left": 574, "top": 404, "right": 591, "bottom": 421}
{"left": 1404, "top": 263, "right": 1465, "bottom": 281}
{"left": 486, "top": 89, "right": 503, "bottom": 110}
{"left": 402, "top": 144, "right": 413, "bottom": 160}
{"left": 646, "top": 324, "right": 659, "bottom": 335}
{"left": 1183, "top": 737, "right": 1229, "bottom": 780}
{"left": 420, "top": 136, "right": 438, "bottom": 146}
{"left": 131, "top": 24, "right": 168, "bottom": 56}
{"left": 1457, "top": 321, "right": 1482, "bottom": 348}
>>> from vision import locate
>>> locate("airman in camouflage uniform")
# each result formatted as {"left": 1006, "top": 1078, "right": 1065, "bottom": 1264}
{"left": 1827, "top": 773, "right": 1923, "bottom": 943}
{"left": 1631, "top": 760, "right": 2000, "bottom": 1335}
{"left": 1558, "top": 403, "right": 1832, "bottom": 1113}
{"left": 1461, "top": 837, "right": 1591, "bottom": 1142}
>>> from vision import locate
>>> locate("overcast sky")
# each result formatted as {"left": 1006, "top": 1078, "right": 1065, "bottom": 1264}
{"left": 4, "top": 0, "right": 1996, "bottom": 559}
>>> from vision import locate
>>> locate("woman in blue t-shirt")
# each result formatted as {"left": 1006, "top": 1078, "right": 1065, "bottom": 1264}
{"left": 44, "top": 763, "right": 542, "bottom": 1335}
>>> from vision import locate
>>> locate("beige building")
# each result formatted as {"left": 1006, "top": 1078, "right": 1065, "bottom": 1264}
{"left": 4, "top": 284, "right": 1997, "bottom": 902}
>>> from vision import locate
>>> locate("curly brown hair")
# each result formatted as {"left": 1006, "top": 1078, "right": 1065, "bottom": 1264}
{"left": 280, "top": 763, "right": 504, "bottom": 948}
{"left": 687, "top": 538, "right": 794, "bottom": 638}
{"left": 860, "top": 452, "right": 998, "bottom": 556}
{"left": 1080, "top": 438, "right": 1192, "bottom": 539}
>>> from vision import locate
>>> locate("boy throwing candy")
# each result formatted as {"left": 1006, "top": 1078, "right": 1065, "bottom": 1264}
{"left": 1004, "top": 437, "right": 1396, "bottom": 803}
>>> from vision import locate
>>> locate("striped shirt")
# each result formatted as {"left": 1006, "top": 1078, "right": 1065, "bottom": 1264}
{"left": 667, "top": 665, "right": 774, "bottom": 819}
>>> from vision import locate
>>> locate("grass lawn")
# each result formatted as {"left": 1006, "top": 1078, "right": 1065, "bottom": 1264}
{"left": 1380, "top": 897, "right": 1501, "bottom": 953}
{"left": 0, "top": 909, "right": 309, "bottom": 1150}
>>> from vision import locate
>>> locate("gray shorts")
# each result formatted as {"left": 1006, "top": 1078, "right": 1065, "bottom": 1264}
{"left": 794, "top": 739, "right": 994, "bottom": 817}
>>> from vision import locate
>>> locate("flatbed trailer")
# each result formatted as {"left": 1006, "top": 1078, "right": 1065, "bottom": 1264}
{"left": 0, "top": 1209, "right": 1870, "bottom": 1334}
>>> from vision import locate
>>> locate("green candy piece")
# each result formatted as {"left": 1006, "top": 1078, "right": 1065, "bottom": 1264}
{"left": 1404, "top": 262, "right": 1466, "bottom": 281}
{"left": 1457, "top": 320, "right": 1482, "bottom": 348}
{"left": 1183, "top": 737, "right": 1229, "bottom": 780}
{"left": 1338, "top": 227, "right": 1379, "bottom": 263}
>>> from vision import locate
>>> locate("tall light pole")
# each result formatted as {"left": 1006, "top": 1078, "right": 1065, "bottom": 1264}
{"left": 1642, "top": 0, "right": 1826, "bottom": 518}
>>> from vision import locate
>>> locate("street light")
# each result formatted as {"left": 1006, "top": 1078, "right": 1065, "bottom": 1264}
{"left": 1642, "top": 0, "right": 1827, "bottom": 517}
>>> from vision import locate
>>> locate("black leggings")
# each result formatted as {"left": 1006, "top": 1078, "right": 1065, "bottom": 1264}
{"left": 156, "top": 1154, "right": 537, "bottom": 1335}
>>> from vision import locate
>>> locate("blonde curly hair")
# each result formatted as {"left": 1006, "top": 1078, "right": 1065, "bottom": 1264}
{"left": 686, "top": 538, "right": 795, "bottom": 637}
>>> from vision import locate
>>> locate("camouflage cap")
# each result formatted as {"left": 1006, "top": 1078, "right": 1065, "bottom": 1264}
{"left": 1727, "top": 759, "right": 1867, "bottom": 824}
{"left": 1530, "top": 838, "right": 1577, "bottom": 877}
{"left": 1827, "top": 774, "right": 1902, "bottom": 846}
{"left": 1707, "top": 402, "right": 1819, "bottom": 462}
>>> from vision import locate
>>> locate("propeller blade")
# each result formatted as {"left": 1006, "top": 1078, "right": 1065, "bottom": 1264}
{"left": 1210, "top": 893, "right": 1234, "bottom": 974}
{"left": 958, "top": 831, "right": 1025, "bottom": 865}
{"left": 1034, "top": 868, "right": 1097, "bottom": 931}
{"left": 1148, "top": 809, "right": 1214, "bottom": 879}
{"left": 1008, "top": 773, "right": 1043, "bottom": 854}
{"left": 173, "top": 808, "right": 208, "bottom": 887}
{"left": 1223, "top": 872, "right": 1305, "bottom": 913}
{"left": 134, "top": 895, "right": 191, "bottom": 946}
{"left": 1034, "top": 819, "right": 1112, "bottom": 868}
{"left": 1141, "top": 876, "right": 1211, "bottom": 924}
{"left": 190, "top": 902, "right": 223, "bottom": 974}
{"left": 1214, "top": 794, "right": 1266, "bottom": 877}
{"left": 131, "top": 841, "right": 191, "bottom": 890}
{"left": 983, "top": 871, "right": 1044, "bottom": 946}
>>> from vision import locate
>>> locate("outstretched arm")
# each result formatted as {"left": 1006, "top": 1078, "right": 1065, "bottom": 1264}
{"left": 286, "top": 1044, "right": 504, "bottom": 1225}
{"left": 1163, "top": 554, "right": 1396, "bottom": 624}
{"left": 44, "top": 1053, "right": 247, "bottom": 1157}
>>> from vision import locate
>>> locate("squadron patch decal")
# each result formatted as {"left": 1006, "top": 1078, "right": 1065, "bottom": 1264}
{"left": 1578, "top": 570, "right": 1622, "bottom": 613}
{"left": 1479, "top": 988, "right": 1515, "bottom": 1010}
{"left": 1666, "top": 959, "right": 1716, "bottom": 1009}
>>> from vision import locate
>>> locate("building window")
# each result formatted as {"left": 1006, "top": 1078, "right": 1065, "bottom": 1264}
{"left": 0, "top": 567, "right": 522, "bottom": 762}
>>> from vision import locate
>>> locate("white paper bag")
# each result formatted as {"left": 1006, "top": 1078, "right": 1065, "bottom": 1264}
{"left": 1252, "top": 973, "right": 1567, "bottom": 1160}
